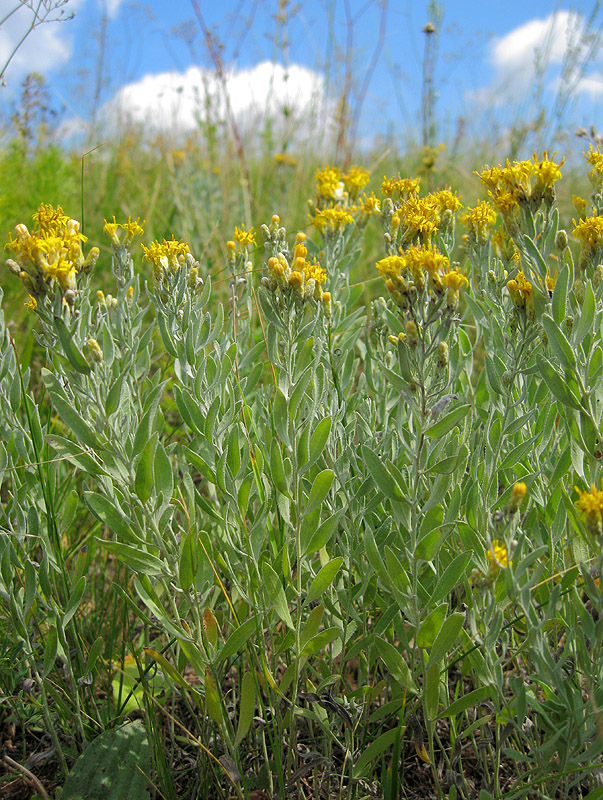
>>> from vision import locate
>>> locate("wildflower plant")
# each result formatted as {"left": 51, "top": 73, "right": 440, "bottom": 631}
{"left": 4, "top": 147, "right": 603, "bottom": 800}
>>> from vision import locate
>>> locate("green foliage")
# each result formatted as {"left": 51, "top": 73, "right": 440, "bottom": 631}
{"left": 2, "top": 147, "right": 603, "bottom": 800}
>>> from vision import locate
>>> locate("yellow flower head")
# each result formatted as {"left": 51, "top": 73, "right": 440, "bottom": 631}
{"left": 442, "top": 269, "right": 469, "bottom": 292}
{"left": 357, "top": 192, "right": 381, "bottom": 217}
{"left": 381, "top": 175, "right": 421, "bottom": 200}
{"left": 572, "top": 215, "right": 603, "bottom": 251}
{"left": 104, "top": 216, "right": 145, "bottom": 248}
{"left": 573, "top": 195, "right": 588, "bottom": 217}
{"left": 5, "top": 204, "right": 93, "bottom": 300}
{"left": 234, "top": 224, "right": 256, "bottom": 248}
{"left": 303, "top": 257, "right": 326, "bottom": 288}
{"left": 141, "top": 237, "right": 190, "bottom": 284}
{"left": 398, "top": 195, "right": 440, "bottom": 244}
{"left": 310, "top": 207, "right": 355, "bottom": 233}
{"left": 316, "top": 166, "right": 343, "bottom": 200}
{"left": 584, "top": 144, "right": 603, "bottom": 190}
{"left": 575, "top": 479, "right": 603, "bottom": 536}
{"left": 486, "top": 540, "right": 511, "bottom": 570}
{"left": 32, "top": 203, "right": 69, "bottom": 234}
{"left": 508, "top": 481, "right": 527, "bottom": 512}
{"left": 460, "top": 201, "right": 497, "bottom": 245}
{"left": 273, "top": 152, "right": 297, "bottom": 166}
{"left": 433, "top": 188, "right": 462, "bottom": 213}
{"left": 343, "top": 165, "right": 370, "bottom": 198}
{"left": 532, "top": 151, "right": 564, "bottom": 192}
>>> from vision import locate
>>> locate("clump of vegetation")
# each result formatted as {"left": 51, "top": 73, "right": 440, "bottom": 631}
{"left": 1, "top": 146, "right": 603, "bottom": 800}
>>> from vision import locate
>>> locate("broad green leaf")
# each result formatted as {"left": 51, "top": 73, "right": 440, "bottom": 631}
{"left": 523, "top": 233, "right": 547, "bottom": 276}
{"left": 270, "top": 439, "right": 289, "bottom": 496}
{"left": 416, "top": 604, "right": 448, "bottom": 649}
{"left": 183, "top": 447, "right": 216, "bottom": 484}
{"left": 60, "top": 721, "right": 151, "bottom": 800}
{"left": 375, "top": 638, "right": 418, "bottom": 693}
{"left": 437, "top": 686, "right": 494, "bottom": 719}
{"left": 429, "top": 553, "right": 472, "bottom": 605}
{"left": 299, "top": 604, "right": 324, "bottom": 651}
{"left": 425, "top": 662, "right": 440, "bottom": 721}
{"left": 53, "top": 316, "right": 91, "bottom": 375}
{"left": 47, "top": 435, "right": 106, "bottom": 476}
{"left": 179, "top": 530, "right": 197, "bottom": 591}
{"left": 219, "top": 617, "right": 257, "bottom": 662}
{"left": 154, "top": 441, "right": 174, "bottom": 503}
{"left": 425, "top": 404, "right": 470, "bottom": 438}
{"left": 353, "top": 727, "right": 399, "bottom": 776}
{"left": 362, "top": 446, "right": 402, "bottom": 501}
{"left": 542, "top": 314, "right": 576, "bottom": 369}
{"left": 552, "top": 266, "right": 569, "bottom": 325}
{"left": 105, "top": 371, "right": 126, "bottom": 417}
{"left": 428, "top": 612, "right": 465, "bottom": 666}
{"left": 273, "top": 389, "right": 291, "bottom": 448}
{"left": 234, "top": 671, "right": 256, "bottom": 746}
{"left": 204, "top": 668, "right": 223, "bottom": 725}
{"left": 306, "top": 557, "right": 343, "bottom": 603}
{"left": 308, "top": 417, "right": 332, "bottom": 467}
{"left": 49, "top": 391, "right": 100, "bottom": 450}
{"left": 299, "top": 626, "right": 341, "bottom": 657}
{"left": 63, "top": 576, "right": 86, "bottom": 627}
{"left": 135, "top": 432, "right": 158, "bottom": 503}
{"left": 305, "top": 469, "right": 334, "bottom": 515}
{"left": 575, "top": 280, "right": 595, "bottom": 344}
{"left": 262, "top": 562, "right": 294, "bottom": 629}
{"left": 99, "top": 540, "right": 164, "bottom": 575}
{"left": 536, "top": 356, "right": 581, "bottom": 410}
{"left": 302, "top": 512, "right": 341, "bottom": 555}
{"left": 227, "top": 425, "right": 241, "bottom": 477}
{"left": 415, "top": 528, "right": 445, "bottom": 561}
{"left": 85, "top": 636, "right": 104, "bottom": 675}
{"left": 498, "top": 434, "right": 541, "bottom": 471}
{"left": 84, "top": 492, "right": 141, "bottom": 544}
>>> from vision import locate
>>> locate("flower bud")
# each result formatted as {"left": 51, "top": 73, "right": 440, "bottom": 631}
{"left": 555, "top": 230, "right": 568, "bottom": 251}
{"left": 85, "top": 338, "right": 103, "bottom": 364}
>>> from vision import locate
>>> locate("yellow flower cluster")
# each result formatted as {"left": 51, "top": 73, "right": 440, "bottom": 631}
{"left": 460, "top": 201, "right": 497, "bottom": 246}
{"left": 233, "top": 224, "right": 256, "bottom": 248}
{"left": 507, "top": 270, "right": 535, "bottom": 321}
{"left": 575, "top": 479, "right": 603, "bottom": 536}
{"left": 5, "top": 203, "right": 98, "bottom": 307}
{"left": 142, "top": 236, "right": 200, "bottom": 291}
{"left": 104, "top": 216, "right": 145, "bottom": 249}
{"left": 381, "top": 175, "right": 420, "bottom": 201}
{"left": 311, "top": 207, "right": 355, "bottom": 233}
{"left": 376, "top": 244, "right": 468, "bottom": 311}
{"left": 309, "top": 165, "right": 379, "bottom": 236}
{"left": 385, "top": 185, "right": 462, "bottom": 247}
{"left": 471, "top": 539, "right": 512, "bottom": 590}
{"left": 584, "top": 144, "right": 603, "bottom": 191}
{"left": 476, "top": 152, "right": 564, "bottom": 223}
{"left": 265, "top": 232, "right": 329, "bottom": 307}
{"left": 273, "top": 152, "right": 297, "bottom": 166}
{"left": 572, "top": 214, "right": 603, "bottom": 267}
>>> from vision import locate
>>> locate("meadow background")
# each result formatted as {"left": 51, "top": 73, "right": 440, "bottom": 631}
{"left": 2, "top": 2, "right": 603, "bottom": 799}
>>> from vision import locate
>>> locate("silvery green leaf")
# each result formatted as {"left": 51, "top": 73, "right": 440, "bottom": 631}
{"left": 53, "top": 316, "right": 91, "bottom": 375}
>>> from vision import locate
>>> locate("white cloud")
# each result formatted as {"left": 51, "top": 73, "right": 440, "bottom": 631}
{"left": 0, "top": 0, "right": 84, "bottom": 86}
{"left": 491, "top": 10, "right": 584, "bottom": 74}
{"left": 102, "top": 0, "right": 123, "bottom": 19}
{"left": 465, "top": 10, "right": 602, "bottom": 114}
{"left": 89, "top": 61, "right": 333, "bottom": 145}
{"left": 573, "top": 71, "right": 603, "bottom": 98}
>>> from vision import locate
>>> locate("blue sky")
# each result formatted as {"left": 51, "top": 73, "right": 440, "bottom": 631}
{"left": 0, "top": 0, "right": 602, "bottom": 155}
